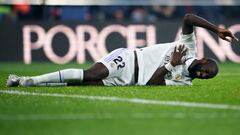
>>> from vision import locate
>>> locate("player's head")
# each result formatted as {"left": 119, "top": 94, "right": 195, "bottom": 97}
{"left": 188, "top": 58, "right": 218, "bottom": 79}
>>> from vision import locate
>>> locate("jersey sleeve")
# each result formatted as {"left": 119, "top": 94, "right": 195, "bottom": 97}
{"left": 180, "top": 32, "right": 197, "bottom": 57}
{"left": 165, "top": 79, "right": 192, "bottom": 86}
{"left": 180, "top": 32, "right": 197, "bottom": 69}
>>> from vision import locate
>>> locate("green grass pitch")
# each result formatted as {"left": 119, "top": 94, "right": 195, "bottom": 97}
{"left": 0, "top": 62, "right": 240, "bottom": 135}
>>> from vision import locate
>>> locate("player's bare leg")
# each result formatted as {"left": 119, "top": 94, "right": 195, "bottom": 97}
{"left": 83, "top": 63, "right": 109, "bottom": 82}
{"left": 66, "top": 62, "right": 108, "bottom": 86}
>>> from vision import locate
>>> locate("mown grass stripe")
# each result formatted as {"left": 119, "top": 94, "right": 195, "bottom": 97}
{"left": 1, "top": 112, "right": 240, "bottom": 120}
{"left": 1, "top": 90, "right": 240, "bottom": 110}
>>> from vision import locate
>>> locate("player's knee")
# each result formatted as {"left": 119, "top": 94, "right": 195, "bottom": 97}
{"left": 83, "top": 63, "right": 109, "bottom": 81}
{"left": 83, "top": 69, "right": 108, "bottom": 81}
{"left": 84, "top": 71, "right": 94, "bottom": 80}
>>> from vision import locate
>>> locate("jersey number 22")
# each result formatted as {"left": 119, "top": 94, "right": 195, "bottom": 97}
{"left": 113, "top": 56, "right": 125, "bottom": 70}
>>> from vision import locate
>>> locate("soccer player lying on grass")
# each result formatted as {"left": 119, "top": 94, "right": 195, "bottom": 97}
{"left": 7, "top": 14, "right": 238, "bottom": 87}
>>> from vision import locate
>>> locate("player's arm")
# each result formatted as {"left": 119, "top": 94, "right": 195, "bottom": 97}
{"left": 147, "top": 45, "right": 187, "bottom": 85}
{"left": 182, "top": 14, "right": 238, "bottom": 42}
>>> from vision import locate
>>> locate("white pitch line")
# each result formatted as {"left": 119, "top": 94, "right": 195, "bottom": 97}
{"left": 1, "top": 90, "right": 240, "bottom": 110}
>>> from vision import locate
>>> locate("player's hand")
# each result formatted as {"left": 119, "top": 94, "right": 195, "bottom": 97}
{"left": 217, "top": 28, "right": 238, "bottom": 42}
{"left": 170, "top": 45, "right": 188, "bottom": 67}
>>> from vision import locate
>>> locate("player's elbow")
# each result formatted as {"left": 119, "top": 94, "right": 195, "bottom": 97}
{"left": 183, "top": 13, "right": 194, "bottom": 24}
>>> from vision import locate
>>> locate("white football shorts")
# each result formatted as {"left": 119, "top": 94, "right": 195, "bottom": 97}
{"left": 97, "top": 48, "right": 135, "bottom": 86}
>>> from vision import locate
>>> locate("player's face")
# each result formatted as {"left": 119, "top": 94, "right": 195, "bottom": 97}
{"left": 189, "top": 60, "right": 216, "bottom": 79}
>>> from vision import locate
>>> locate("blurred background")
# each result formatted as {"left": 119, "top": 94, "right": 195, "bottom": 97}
{"left": 1, "top": 3, "right": 239, "bottom": 22}
{"left": 0, "top": 0, "right": 240, "bottom": 64}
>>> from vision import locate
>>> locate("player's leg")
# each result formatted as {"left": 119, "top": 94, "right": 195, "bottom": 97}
{"left": 6, "top": 48, "right": 126, "bottom": 87}
{"left": 18, "top": 68, "right": 84, "bottom": 87}
{"left": 29, "top": 62, "right": 108, "bottom": 84}
{"left": 25, "top": 48, "right": 126, "bottom": 87}
{"left": 64, "top": 62, "right": 108, "bottom": 86}
{"left": 7, "top": 63, "right": 109, "bottom": 87}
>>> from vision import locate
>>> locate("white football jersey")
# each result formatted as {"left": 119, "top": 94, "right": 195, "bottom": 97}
{"left": 136, "top": 32, "right": 197, "bottom": 86}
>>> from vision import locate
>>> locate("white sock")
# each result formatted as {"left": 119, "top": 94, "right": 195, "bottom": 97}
{"left": 31, "top": 69, "right": 84, "bottom": 84}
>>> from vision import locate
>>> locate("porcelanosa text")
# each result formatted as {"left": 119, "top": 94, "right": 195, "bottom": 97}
{"left": 23, "top": 24, "right": 240, "bottom": 64}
